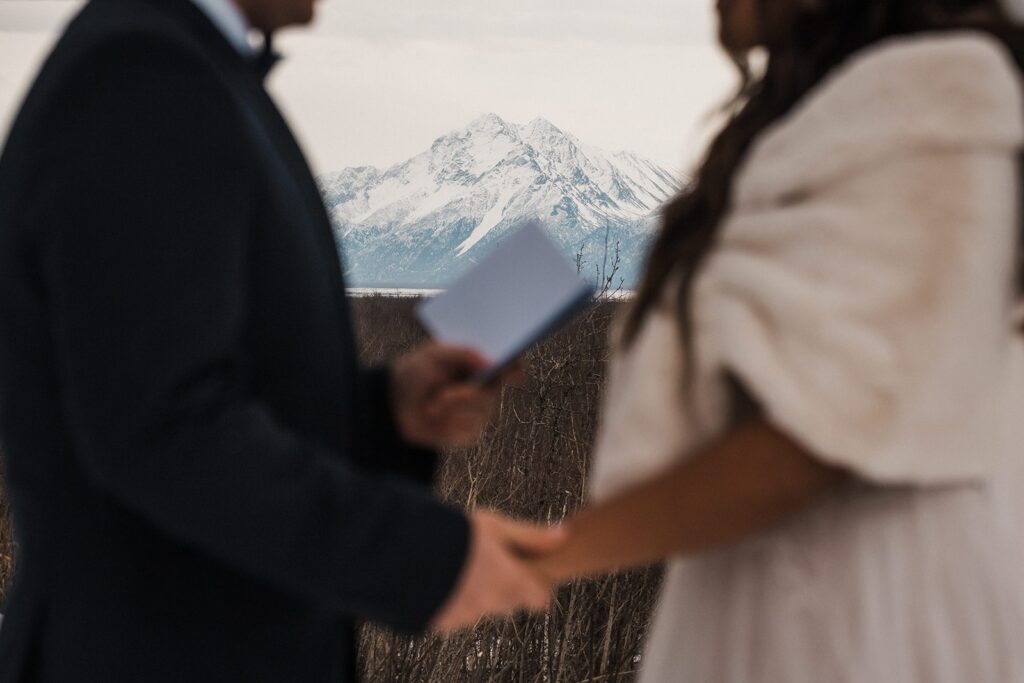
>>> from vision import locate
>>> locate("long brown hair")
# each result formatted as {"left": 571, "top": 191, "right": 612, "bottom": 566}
{"left": 623, "top": 0, "right": 1024, "bottom": 354}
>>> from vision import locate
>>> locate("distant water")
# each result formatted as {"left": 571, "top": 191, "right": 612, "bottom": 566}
{"left": 347, "top": 287, "right": 632, "bottom": 300}
{"left": 347, "top": 288, "right": 442, "bottom": 298}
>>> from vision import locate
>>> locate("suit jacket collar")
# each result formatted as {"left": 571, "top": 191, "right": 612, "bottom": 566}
{"left": 188, "top": 0, "right": 256, "bottom": 57}
{"left": 122, "top": 0, "right": 276, "bottom": 79}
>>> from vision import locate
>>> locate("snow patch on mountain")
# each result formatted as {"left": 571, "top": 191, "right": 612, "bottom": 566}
{"left": 406, "top": 184, "right": 463, "bottom": 223}
{"left": 458, "top": 186, "right": 515, "bottom": 256}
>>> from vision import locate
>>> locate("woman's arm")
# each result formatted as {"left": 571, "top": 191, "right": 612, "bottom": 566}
{"left": 534, "top": 418, "right": 847, "bottom": 581}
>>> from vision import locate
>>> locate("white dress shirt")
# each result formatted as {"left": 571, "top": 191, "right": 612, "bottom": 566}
{"left": 190, "top": 0, "right": 256, "bottom": 56}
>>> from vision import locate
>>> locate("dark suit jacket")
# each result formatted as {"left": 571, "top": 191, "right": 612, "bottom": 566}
{"left": 0, "top": 0, "right": 470, "bottom": 680}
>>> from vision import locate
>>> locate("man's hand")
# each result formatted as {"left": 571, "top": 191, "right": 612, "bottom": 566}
{"left": 391, "top": 343, "right": 526, "bottom": 449}
{"left": 432, "top": 511, "right": 566, "bottom": 633}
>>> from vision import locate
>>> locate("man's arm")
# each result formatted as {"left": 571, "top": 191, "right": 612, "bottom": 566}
{"left": 358, "top": 366, "right": 439, "bottom": 483}
{"left": 36, "top": 35, "right": 469, "bottom": 632}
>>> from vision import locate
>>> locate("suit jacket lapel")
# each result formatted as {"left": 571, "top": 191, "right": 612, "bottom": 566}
{"left": 141, "top": 0, "right": 354, "bottom": 343}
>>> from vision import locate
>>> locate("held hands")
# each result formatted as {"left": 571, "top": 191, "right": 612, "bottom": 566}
{"left": 391, "top": 343, "right": 526, "bottom": 449}
{"left": 432, "top": 510, "right": 567, "bottom": 633}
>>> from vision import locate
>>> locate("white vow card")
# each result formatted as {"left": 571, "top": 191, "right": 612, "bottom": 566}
{"left": 416, "top": 222, "right": 596, "bottom": 382}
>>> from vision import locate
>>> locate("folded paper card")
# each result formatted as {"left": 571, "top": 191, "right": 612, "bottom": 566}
{"left": 417, "top": 222, "right": 596, "bottom": 382}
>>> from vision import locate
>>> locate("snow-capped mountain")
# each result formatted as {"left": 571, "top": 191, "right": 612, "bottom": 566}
{"left": 318, "top": 113, "right": 682, "bottom": 288}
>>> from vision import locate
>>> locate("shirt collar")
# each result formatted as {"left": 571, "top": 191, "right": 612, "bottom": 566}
{"left": 189, "top": 0, "right": 257, "bottom": 57}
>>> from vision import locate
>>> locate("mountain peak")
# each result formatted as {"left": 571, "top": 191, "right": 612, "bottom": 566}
{"left": 319, "top": 115, "right": 681, "bottom": 288}
{"left": 466, "top": 113, "right": 512, "bottom": 135}
{"left": 523, "top": 117, "right": 564, "bottom": 137}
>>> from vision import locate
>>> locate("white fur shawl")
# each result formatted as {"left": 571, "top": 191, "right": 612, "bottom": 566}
{"left": 590, "top": 32, "right": 1024, "bottom": 501}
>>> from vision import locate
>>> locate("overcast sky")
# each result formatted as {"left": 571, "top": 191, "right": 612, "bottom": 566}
{"left": 0, "top": 0, "right": 735, "bottom": 175}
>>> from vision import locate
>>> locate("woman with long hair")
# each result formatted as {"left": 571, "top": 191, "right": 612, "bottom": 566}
{"left": 534, "top": 1, "right": 1024, "bottom": 680}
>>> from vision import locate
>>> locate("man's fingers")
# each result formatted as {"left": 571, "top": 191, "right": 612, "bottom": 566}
{"left": 431, "top": 513, "right": 562, "bottom": 638}
{"left": 437, "top": 383, "right": 498, "bottom": 406}
{"left": 434, "top": 612, "right": 481, "bottom": 634}
{"left": 440, "top": 429, "right": 480, "bottom": 449}
{"left": 439, "top": 404, "right": 492, "bottom": 428}
{"left": 500, "top": 359, "right": 528, "bottom": 386}
{"left": 427, "top": 344, "right": 492, "bottom": 376}
{"left": 429, "top": 385, "right": 498, "bottom": 420}
{"left": 518, "top": 571, "right": 553, "bottom": 613}
{"left": 432, "top": 573, "right": 540, "bottom": 634}
{"left": 488, "top": 553, "right": 552, "bottom": 616}
{"left": 494, "top": 520, "right": 568, "bottom": 559}
{"left": 432, "top": 610, "right": 458, "bottom": 633}
{"left": 426, "top": 345, "right": 527, "bottom": 392}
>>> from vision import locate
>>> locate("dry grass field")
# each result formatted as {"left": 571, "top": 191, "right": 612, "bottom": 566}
{"left": 0, "top": 295, "right": 660, "bottom": 682}
{"left": 352, "top": 296, "right": 659, "bottom": 683}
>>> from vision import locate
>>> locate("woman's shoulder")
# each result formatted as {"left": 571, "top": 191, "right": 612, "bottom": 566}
{"left": 838, "top": 30, "right": 1020, "bottom": 92}
{"left": 826, "top": 31, "right": 1023, "bottom": 136}
{"left": 738, "top": 31, "right": 1024, "bottom": 203}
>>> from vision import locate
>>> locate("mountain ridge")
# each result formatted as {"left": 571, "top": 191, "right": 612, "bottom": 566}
{"left": 318, "top": 113, "right": 682, "bottom": 288}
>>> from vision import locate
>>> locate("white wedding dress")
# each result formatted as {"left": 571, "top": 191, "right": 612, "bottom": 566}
{"left": 589, "top": 32, "right": 1024, "bottom": 683}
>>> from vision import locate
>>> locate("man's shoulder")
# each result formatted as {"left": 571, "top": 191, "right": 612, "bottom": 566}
{"left": 0, "top": 0, "right": 253, "bottom": 213}
{"left": 68, "top": 0, "right": 189, "bottom": 39}
{"left": 10, "top": 0, "right": 245, "bottom": 150}
{"left": 49, "top": 0, "right": 227, "bottom": 85}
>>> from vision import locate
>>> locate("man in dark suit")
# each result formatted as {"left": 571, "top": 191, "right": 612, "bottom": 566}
{"left": 0, "top": 0, "right": 562, "bottom": 679}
